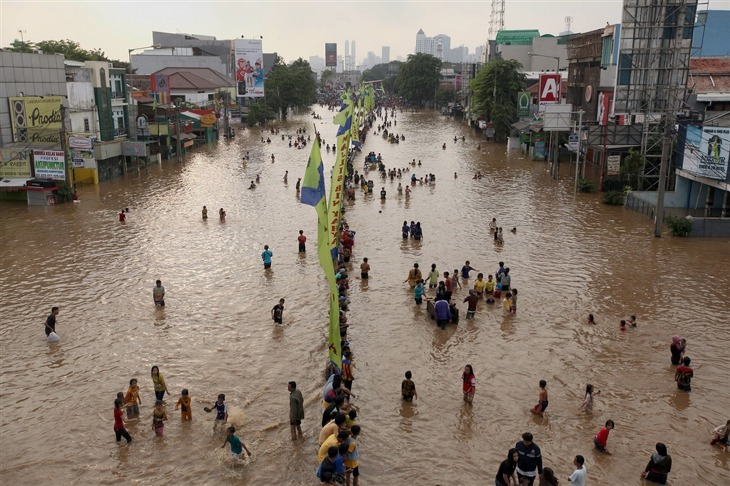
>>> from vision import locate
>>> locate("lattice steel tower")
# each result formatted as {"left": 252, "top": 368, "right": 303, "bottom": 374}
{"left": 489, "top": 0, "right": 505, "bottom": 39}
{"left": 614, "top": 0, "right": 707, "bottom": 190}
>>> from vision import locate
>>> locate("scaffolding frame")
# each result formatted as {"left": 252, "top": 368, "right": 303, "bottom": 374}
{"left": 614, "top": 0, "right": 708, "bottom": 190}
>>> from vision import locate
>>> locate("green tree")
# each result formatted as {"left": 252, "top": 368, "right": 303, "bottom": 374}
{"left": 362, "top": 61, "right": 402, "bottom": 95}
{"left": 470, "top": 59, "right": 526, "bottom": 141}
{"left": 247, "top": 99, "right": 275, "bottom": 127}
{"left": 4, "top": 38, "right": 130, "bottom": 71}
{"left": 434, "top": 86, "right": 456, "bottom": 109}
{"left": 5, "top": 40, "right": 34, "bottom": 52}
{"left": 394, "top": 53, "right": 442, "bottom": 107}
{"left": 320, "top": 69, "right": 335, "bottom": 89}
{"left": 265, "top": 58, "right": 317, "bottom": 121}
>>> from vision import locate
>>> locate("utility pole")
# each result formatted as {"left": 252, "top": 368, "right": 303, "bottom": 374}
{"left": 224, "top": 90, "right": 230, "bottom": 138}
{"left": 654, "top": 115, "right": 673, "bottom": 237}
{"left": 573, "top": 110, "right": 584, "bottom": 193}
{"left": 60, "top": 105, "right": 71, "bottom": 185}
{"left": 175, "top": 104, "right": 183, "bottom": 163}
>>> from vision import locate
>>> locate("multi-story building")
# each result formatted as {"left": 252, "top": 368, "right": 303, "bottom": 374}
{"left": 381, "top": 46, "right": 390, "bottom": 64}
{"left": 64, "top": 60, "right": 131, "bottom": 185}
{"left": 0, "top": 51, "right": 68, "bottom": 204}
{"left": 415, "top": 30, "right": 452, "bottom": 62}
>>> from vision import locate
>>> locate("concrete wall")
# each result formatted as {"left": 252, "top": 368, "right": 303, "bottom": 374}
{"left": 688, "top": 218, "right": 730, "bottom": 237}
{"left": 0, "top": 52, "right": 67, "bottom": 147}
{"left": 498, "top": 37, "right": 567, "bottom": 72}
{"left": 131, "top": 54, "right": 227, "bottom": 75}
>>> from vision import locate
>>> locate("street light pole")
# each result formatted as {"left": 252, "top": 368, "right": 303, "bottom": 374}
{"left": 574, "top": 110, "right": 584, "bottom": 193}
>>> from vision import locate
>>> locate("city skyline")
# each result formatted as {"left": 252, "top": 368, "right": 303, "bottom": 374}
{"left": 2, "top": 1, "right": 728, "bottom": 69}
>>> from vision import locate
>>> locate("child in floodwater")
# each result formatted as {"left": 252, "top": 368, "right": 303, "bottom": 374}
{"left": 531, "top": 380, "right": 548, "bottom": 416}
{"left": 152, "top": 399, "right": 167, "bottom": 436}
{"left": 175, "top": 388, "right": 192, "bottom": 421}
{"left": 580, "top": 384, "right": 600, "bottom": 413}
{"left": 221, "top": 426, "right": 251, "bottom": 460}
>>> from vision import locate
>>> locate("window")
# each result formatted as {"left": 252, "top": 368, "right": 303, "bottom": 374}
{"left": 114, "top": 79, "right": 122, "bottom": 95}
{"left": 601, "top": 36, "right": 613, "bottom": 67}
{"left": 618, "top": 53, "right": 632, "bottom": 86}
{"left": 83, "top": 118, "right": 90, "bottom": 132}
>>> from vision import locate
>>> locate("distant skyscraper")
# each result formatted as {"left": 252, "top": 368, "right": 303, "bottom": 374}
{"left": 344, "top": 40, "right": 350, "bottom": 71}
{"left": 351, "top": 41, "right": 357, "bottom": 70}
{"left": 415, "top": 29, "right": 431, "bottom": 55}
{"left": 382, "top": 46, "right": 390, "bottom": 64}
{"left": 415, "top": 30, "right": 451, "bottom": 61}
{"left": 433, "top": 34, "right": 451, "bottom": 61}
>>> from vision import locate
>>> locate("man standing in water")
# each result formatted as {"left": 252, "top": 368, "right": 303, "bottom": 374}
{"left": 153, "top": 280, "right": 165, "bottom": 307}
{"left": 262, "top": 245, "right": 273, "bottom": 269}
{"left": 288, "top": 381, "right": 304, "bottom": 440}
{"left": 298, "top": 231, "right": 307, "bottom": 253}
{"left": 44, "top": 306, "right": 59, "bottom": 336}
{"left": 515, "top": 432, "right": 543, "bottom": 486}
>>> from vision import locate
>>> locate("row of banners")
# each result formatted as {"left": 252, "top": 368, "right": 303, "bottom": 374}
{"left": 0, "top": 134, "right": 96, "bottom": 180}
{"left": 0, "top": 148, "right": 65, "bottom": 180}
{"left": 300, "top": 86, "right": 375, "bottom": 371}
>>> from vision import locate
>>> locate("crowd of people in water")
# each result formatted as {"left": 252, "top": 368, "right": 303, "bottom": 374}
{"left": 41, "top": 97, "right": 727, "bottom": 484}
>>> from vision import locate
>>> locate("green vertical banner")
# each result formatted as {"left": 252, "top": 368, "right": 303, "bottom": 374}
{"left": 517, "top": 91, "right": 531, "bottom": 117}
{"left": 301, "top": 137, "right": 341, "bottom": 370}
{"left": 328, "top": 93, "right": 353, "bottom": 260}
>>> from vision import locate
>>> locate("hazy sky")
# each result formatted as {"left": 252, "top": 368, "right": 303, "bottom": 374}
{"left": 1, "top": 1, "right": 728, "bottom": 65}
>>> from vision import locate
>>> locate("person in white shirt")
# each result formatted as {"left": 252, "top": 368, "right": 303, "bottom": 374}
{"left": 568, "top": 455, "right": 586, "bottom": 486}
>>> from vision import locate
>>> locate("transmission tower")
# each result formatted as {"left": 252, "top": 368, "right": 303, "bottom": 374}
{"left": 489, "top": 0, "right": 505, "bottom": 39}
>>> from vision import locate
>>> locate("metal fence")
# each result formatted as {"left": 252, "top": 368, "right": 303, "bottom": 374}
{"left": 625, "top": 193, "right": 655, "bottom": 219}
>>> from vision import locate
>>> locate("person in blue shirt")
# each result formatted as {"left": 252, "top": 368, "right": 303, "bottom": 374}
{"left": 414, "top": 280, "right": 425, "bottom": 305}
{"left": 261, "top": 245, "right": 273, "bottom": 269}
{"left": 221, "top": 426, "right": 251, "bottom": 460}
{"left": 461, "top": 261, "right": 478, "bottom": 279}
{"left": 402, "top": 221, "right": 410, "bottom": 239}
{"left": 434, "top": 297, "right": 451, "bottom": 330}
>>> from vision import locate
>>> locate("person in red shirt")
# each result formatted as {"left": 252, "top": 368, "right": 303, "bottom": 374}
{"left": 297, "top": 230, "right": 307, "bottom": 253}
{"left": 113, "top": 398, "right": 132, "bottom": 443}
{"left": 118, "top": 210, "right": 126, "bottom": 222}
{"left": 443, "top": 271, "right": 454, "bottom": 301}
{"left": 675, "top": 356, "right": 693, "bottom": 391}
{"left": 593, "top": 419, "right": 614, "bottom": 454}
{"left": 462, "top": 364, "right": 476, "bottom": 404}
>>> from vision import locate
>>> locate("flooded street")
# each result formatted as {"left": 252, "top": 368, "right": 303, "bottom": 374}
{"left": 1, "top": 107, "right": 729, "bottom": 485}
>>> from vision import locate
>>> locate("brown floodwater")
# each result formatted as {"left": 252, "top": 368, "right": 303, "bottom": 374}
{"left": 1, "top": 108, "right": 729, "bottom": 485}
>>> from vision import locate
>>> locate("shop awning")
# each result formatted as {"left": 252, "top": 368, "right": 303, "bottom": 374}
{"left": 0, "top": 178, "right": 30, "bottom": 190}
{"left": 170, "top": 133, "right": 196, "bottom": 140}
{"left": 511, "top": 121, "right": 531, "bottom": 131}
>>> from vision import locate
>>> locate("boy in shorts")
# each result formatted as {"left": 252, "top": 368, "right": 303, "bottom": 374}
{"left": 530, "top": 380, "right": 548, "bottom": 416}
{"left": 221, "top": 426, "right": 251, "bottom": 460}
{"left": 123, "top": 378, "right": 141, "bottom": 418}
{"left": 345, "top": 425, "right": 361, "bottom": 486}
{"left": 205, "top": 393, "right": 228, "bottom": 429}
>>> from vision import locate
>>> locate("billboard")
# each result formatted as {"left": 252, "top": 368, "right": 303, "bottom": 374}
{"left": 0, "top": 148, "right": 32, "bottom": 179}
{"left": 69, "top": 135, "right": 96, "bottom": 168}
{"left": 596, "top": 89, "right": 614, "bottom": 125}
{"left": 32, "top": 149, "right": 66, "bottom": 180}
{"left": 683, "top": 126, "right": 729, "bottom": 180}
{"left": 234, "top": 39, "right": 265, "bottom": 98}
{"left": 325, "top": 43, "right": 337, "bottom": 67}
{"left": 517, "top": 91, "right": 531, "bottom": 117}
{"left": 150, "top": 75, "right": 170, "bottom": 105}
{"left": 8, "top": 96, "right": 64, "bottom": 144}
{"left": 538, "top": 74, "right": 561, "bottom": 107}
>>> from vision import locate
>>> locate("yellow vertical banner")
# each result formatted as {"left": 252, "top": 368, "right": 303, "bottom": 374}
{"left": 328, "top": 93, "right": 353, "bottom": 260}
{"left": 301, "top": 137, "right": 341, "bottom": 370}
